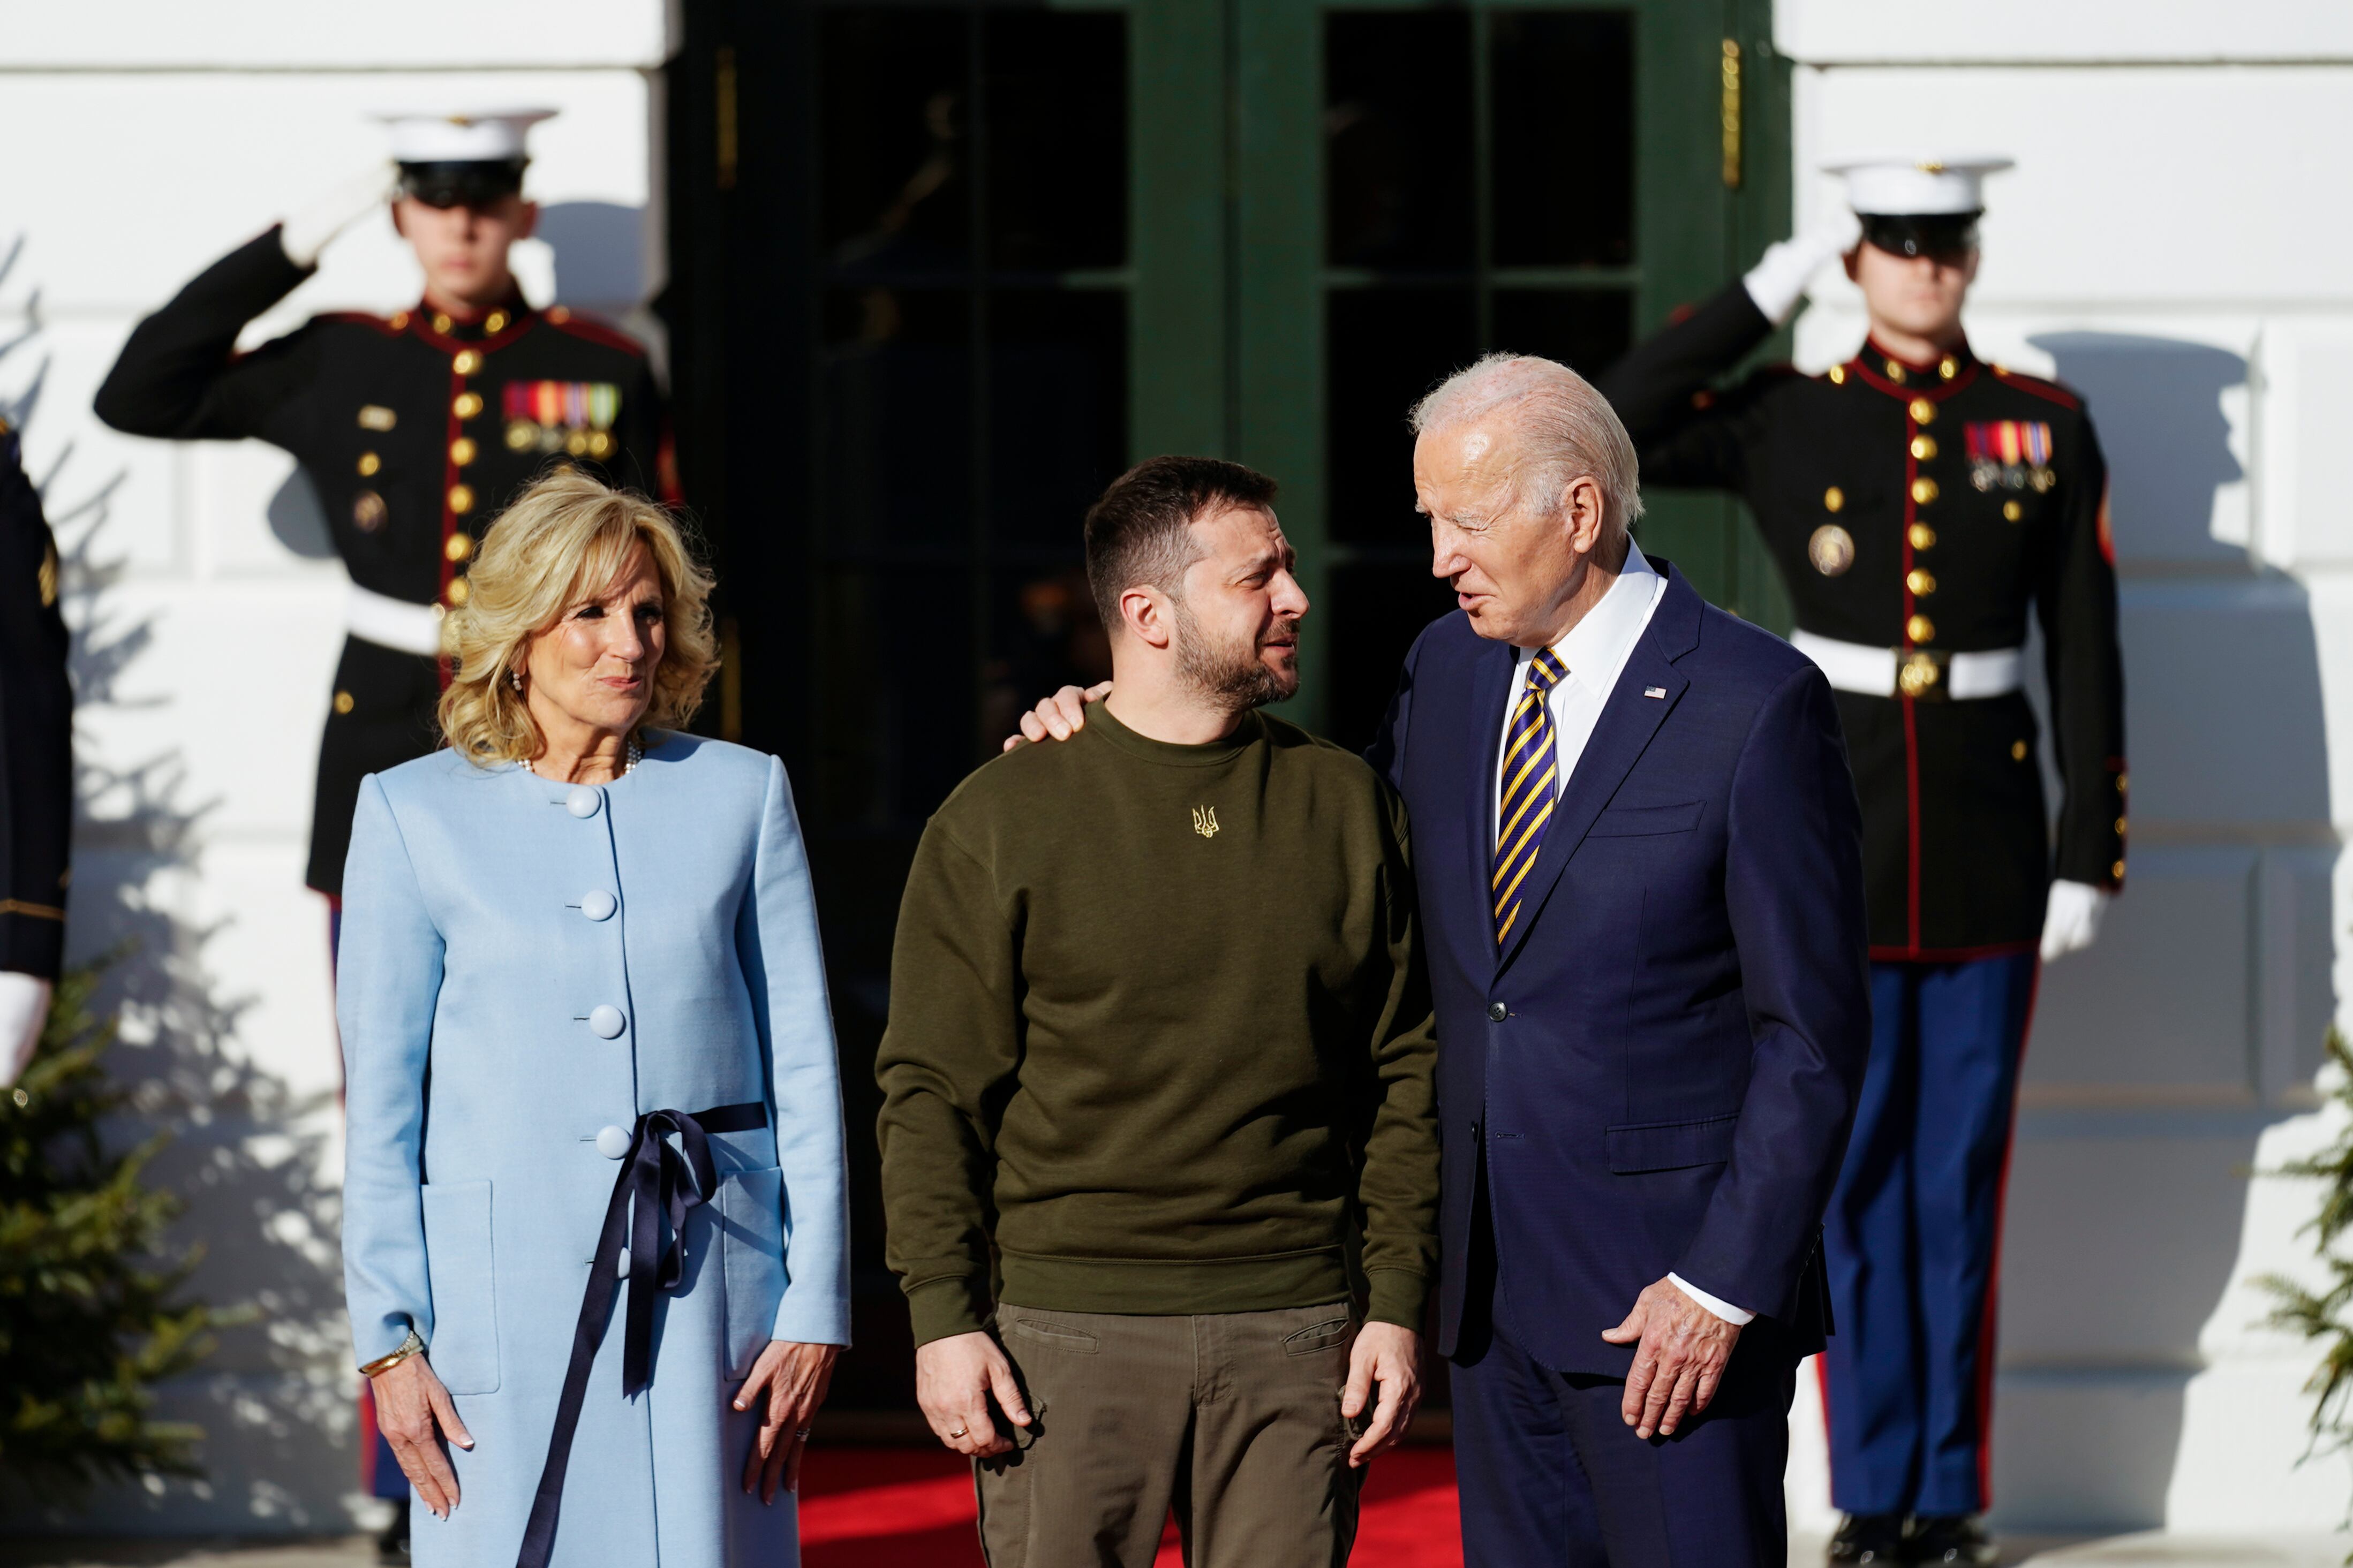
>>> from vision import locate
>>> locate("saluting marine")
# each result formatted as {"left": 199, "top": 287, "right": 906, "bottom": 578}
{"left": 95, "top": 108, "right": 673, "bottom": 900}
{"left": 0, "top": 415, "right": 73, "bottom": 1090}
{"left": 93, "top": 108, "right": 673, "bottom": 1564}
{"left": 1599, "top": 156, "right": 2125, "bottom": 1567}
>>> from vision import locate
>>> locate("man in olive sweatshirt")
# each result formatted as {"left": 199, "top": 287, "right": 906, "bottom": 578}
{"left": 876, "top": 456, "right": 1440, "bottom": 1568}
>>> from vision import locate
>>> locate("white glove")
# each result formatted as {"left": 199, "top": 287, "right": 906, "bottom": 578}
{"left": 0, "top": 971, "right": 53, "bottom": 1089}
{"left": 1741, "top": 209, "right": 1864, "bottom": 328}
{"left": 2040, "top": 879, "right": 2111, "bottom": 963}
{"left": 281, "top": 163, "right": 399, "bottom": 269}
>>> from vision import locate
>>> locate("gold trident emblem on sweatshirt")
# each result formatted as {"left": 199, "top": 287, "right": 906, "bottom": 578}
{"left": 1192, "top": 806, "right": 1220, "bottom": 839}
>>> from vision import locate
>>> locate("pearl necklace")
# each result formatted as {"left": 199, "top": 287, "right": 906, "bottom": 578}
{"left": 524, "top": 735, "right": 642, "bottom": 782}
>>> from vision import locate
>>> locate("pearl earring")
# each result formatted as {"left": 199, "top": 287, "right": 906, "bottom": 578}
{"left": 510, "top": 670, "right": 524, "bottom": 693}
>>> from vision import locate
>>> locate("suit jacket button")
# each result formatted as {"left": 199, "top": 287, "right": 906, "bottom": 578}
{"left": 1488, "top": 1002, "right": 1507, "bottom": 1021}
{"left": 594, "top": 1124, "right": 632, "bottom": 1159}
{"left": 589, "top": 1004, "right": 626, "bottom": 1039}
{"left": 567, "top": 786, "right": 601, "bottom": 818}
{"left": 581, "top": 890, "right": 617, "bottom": 921}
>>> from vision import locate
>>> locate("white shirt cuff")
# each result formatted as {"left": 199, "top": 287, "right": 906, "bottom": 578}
{"left": 1668, "top": 1272, "right": 1755, "bottom": 1325}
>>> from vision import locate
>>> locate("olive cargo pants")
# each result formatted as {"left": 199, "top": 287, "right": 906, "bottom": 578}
{"left": 975, "top": 1301, "right": 1367, "bottom": 1568}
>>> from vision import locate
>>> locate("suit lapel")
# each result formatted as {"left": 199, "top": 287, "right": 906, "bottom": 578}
{"left": 1462, "top": 636, "right": 1518, "bottom": 978}
{"left": 1495, "top": 566, "right": 1702, "bottom": 975}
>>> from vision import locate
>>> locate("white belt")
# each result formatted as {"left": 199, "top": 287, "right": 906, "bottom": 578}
{"left": 346, "top": 583, "right": 447, "bottom": 657}
{"left": 1790, "top": 630, "right": 2024, "bottom": 701}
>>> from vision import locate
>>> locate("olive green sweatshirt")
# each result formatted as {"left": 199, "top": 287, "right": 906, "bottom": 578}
{"left": 876, "top": 705, "right": 1441, "bottom": 1347}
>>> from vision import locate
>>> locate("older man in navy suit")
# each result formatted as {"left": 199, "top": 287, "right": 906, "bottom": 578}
{"left": 1014, "top": 354, "right": 1868, "bottom": 1565}
{"left": 1370, "top": 354, "right": 1869, "bottom": 1566}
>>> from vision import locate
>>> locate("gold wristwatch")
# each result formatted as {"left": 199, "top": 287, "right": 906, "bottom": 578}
{"left": 358, "top": 1328, "right": 427, "bottom": 1378}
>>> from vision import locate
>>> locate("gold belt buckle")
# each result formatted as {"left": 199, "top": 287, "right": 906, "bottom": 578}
{"left": 1897, "top": 648, "right": 1950, "bottom": 700}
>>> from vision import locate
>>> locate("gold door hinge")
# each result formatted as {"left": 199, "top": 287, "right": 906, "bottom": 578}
{"left": 1720, "top": 39, "right": 1743, "bottom": 191}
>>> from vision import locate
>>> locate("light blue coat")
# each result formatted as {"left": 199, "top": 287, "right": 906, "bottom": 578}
{"left": 339, "top": 733, "right": 850, "bottom": 1567}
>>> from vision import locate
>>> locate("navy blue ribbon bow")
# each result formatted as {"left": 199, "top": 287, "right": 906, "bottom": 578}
{"left": 517, "top": 1101, "right": 765, "bottom": 1568}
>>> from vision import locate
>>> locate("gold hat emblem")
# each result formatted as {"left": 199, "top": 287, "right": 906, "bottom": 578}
{"left": 1192, "top": 806, "right": 1220, "bottom": 839}
{"left": 1809, "top": 524, "right": 1856, "bottom": 577}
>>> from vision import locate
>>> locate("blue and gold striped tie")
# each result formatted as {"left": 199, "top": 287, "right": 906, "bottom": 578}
{"left": 1494, "top": 648, "right": 1570, "bottom": 943}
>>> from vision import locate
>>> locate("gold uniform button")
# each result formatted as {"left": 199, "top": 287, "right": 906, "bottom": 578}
{"left": 432, "top": 312, "right": 453, "bottom": 335}
{"left": 1909, "top": 523, "right": 1937, "bottom": 550}
{"left": 1910, "top": 435, "right": 1937, "bottom": 461}
{"left": 2011, "top": 740, "right": 2029, "bottom": 761}
{"left": 389, "top": 311, "right": 410, "bottom": 331}
{"left": 453, "top": 349, "right": 481, "bottom": 376}
{"left": 448, "top": 483, "right": 475, "bottom": 514}
{"left": 1884, "top": 360, "right": 1907, "bottom": 383}
{"left": 454, "top": 392, "right": 484, "bottom": 420}
{"left": 1828, "top": 365, "right": 1847, "bottom": 385}
{"left": 1909, "top": 398, "right": 1936, "bottom": 425}
{"left": 333, "top": 691, "right": 355, "bottom": 715}
{"left": 1906, "top": 613, "right": 1936, "bottom": 643}
{"left": 2003, "top": 500, "right": 2024, "bottom": 522}
{"left": 446, "top": 533, "right": 474, "bottom": 563}
{"left": 1907, "top": 569, "right": 1937, "bottom": 596}
{"left": 485, "top": 310, "right": 509, "bottom": 335}
{"left": 451, "top": 436, "right": 478, "bottom": 465}
{"left": 2118, "top": 771, "right": 2130, "bottom": 792}
{"left": 357, "top": 451, "right": 381, "bottom": 476}
{"left": 1911, "top": 477, "right": 1940, "bottom": 505}
{"left": 446, "top": 578, "right": 471, "bottom": 607}
{"left": 1823, "top": 486, "right": 1845, "bottom": 513}
{"left": 2111, "top": 859, "right": 2128, "bottom": 881}
{"left": 2116, "top": 817, "right": 2129, "bottom": 835}
{"left": 1938, "top": 356, "right": 1958, "bottom": 380}
{"left": 547, "top": 306, "right": 572, "bottom": 324}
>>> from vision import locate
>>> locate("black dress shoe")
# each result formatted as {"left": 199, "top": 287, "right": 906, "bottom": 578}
{"left": 376, "top": 1503, "right": 411, "bottom": 1565}
{"left": 1826, "top": 1512, "right": 1908, "bottom": 1564}
{"left": 1907, "top": 1513, "right": 1997, "bottom": 1566}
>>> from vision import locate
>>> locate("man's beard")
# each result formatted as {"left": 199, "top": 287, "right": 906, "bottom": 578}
{"left": 1171, "top": 598, "right": 1300, "bottom": 712}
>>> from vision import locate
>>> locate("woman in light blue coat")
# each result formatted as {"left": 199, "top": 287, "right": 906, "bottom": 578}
{"left": 340, "top": 471, "right": 849, "bottom": 1568}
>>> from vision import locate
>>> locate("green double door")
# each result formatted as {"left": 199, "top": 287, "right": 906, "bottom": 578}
{"left": 666, "top": 0, "right": 1787, "bottom": 1399}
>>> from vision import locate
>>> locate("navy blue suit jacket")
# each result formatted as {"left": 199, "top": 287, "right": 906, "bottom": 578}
{"left": 1369, "top": 563, "right": 1870, "bottom": 1376}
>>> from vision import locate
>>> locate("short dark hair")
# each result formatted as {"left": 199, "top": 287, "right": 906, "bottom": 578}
{"left": 1083, "top": 456, "right": 1279, "bottom": 628}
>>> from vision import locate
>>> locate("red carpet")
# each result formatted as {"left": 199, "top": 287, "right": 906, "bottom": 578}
{"left": 799, "top": 1445, "right": 1462, "bottom": 1566}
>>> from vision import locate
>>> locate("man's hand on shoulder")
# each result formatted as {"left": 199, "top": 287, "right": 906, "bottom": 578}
{"left": 1601, "top": 1276, "right": 1743, "bottom": 1440}
{"left": 1004, "top": 681, "right": 1111, "bottom": 752}
{"left": 1342, "top": 1321, "right": 1422, "bottom": 1468}
{"left": 915, "top": 1330, "right": 1031, "bottom": 1458}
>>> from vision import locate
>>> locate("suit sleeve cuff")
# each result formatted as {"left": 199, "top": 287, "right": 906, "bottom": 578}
{"left": 1668, "top": 1272, "right": 1756, "bottom": 1325}
{"left": 1363, "top": 1269, "right": 1429, "bottom": 1331}
{"left": 906, "top": 1275, "right": 992, "bottom": 1348}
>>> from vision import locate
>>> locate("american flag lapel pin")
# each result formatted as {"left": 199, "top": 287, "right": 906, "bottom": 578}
{"left": 1643, "top": 686, "right": 1668, "bottom": 699}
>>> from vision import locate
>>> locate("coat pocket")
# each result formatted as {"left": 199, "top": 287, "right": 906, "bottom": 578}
{"left": 1587, "top": 800, "right": 1704, "bottom": 837}
{"left": 717, "top": 1166, "right": 788, "bottom": 1381}
{"left": 420, "top": 1181, "right": 500, "bottom": 1395}
{"left": 1605, "top": 1113, "right": 1739, "bottom": 1173}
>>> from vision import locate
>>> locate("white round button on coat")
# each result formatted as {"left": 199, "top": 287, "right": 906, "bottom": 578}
{"left": 580, "top": 890, "right": 617, "bottom": 921}
{"left": 588, "top": 1004, "right": 626, "bottom": 1039}
{"left": 615, "top": 1246, "right": 632, "bottom": 1279}
{"left": 594, "top": 1124, "right": 631, "bottom": 1159}
{"left": 566, "top": 786, "right": 601, "bottom": 819}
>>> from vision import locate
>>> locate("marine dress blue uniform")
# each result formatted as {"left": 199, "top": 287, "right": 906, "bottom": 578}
{"left": 338, "top": 733, "right": 851, "bottom": 1567}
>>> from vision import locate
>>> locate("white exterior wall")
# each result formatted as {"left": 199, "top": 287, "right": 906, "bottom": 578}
{"left": 0, "top": 1, "right": 668, "bottom": 1532}
{"left": 1776, "top": 1, "right": 2353, "bottom": 1537}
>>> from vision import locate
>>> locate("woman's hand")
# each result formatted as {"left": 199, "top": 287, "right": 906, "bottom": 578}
{"left": 735, "top": 1340, "right": 841, "bottom": 1503}
{"left": 370, "top": 1354, "right": 474, "bottom": 1519}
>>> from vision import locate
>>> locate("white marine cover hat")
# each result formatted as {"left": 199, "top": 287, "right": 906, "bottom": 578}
{"left": 375, "top": 108, "right": 557, "bottom": 165}
{"left": 1822, "top": 154, "right": 2014, "bottom": 216}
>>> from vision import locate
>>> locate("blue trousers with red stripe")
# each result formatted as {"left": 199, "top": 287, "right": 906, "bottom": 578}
{"left": 1823, "top": 952, "right": 2038, "bottom": 1518}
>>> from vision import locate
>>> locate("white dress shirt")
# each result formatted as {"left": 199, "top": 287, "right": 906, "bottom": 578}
{"left": 1488, "top": 545, "right": 1755, "bottom": 1328}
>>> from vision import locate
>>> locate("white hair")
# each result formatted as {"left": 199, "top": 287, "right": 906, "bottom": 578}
{"left": 1409, "top": 352, "right": 1645, "bottom": 532}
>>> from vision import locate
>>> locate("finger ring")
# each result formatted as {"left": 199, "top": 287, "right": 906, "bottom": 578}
{"left": 948, "top": 1426, "right": 968, "bottom": 1438}
{"left": 795, "top": 1428, "right": 812, "bottom": 1441}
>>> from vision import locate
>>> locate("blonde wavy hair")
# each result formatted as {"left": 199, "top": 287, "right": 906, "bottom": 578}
{"left": 438, "top": 469, "right": 718, "bottom": 765}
